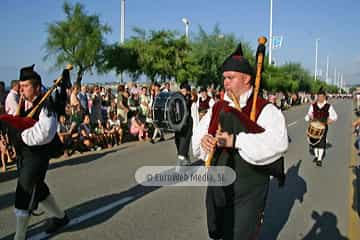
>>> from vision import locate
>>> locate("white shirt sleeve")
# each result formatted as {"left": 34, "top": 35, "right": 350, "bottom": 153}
{"left": 5, "top": 92, "right": 18, "bottom": 116}
{"left": 192, "top": 109, "right": 212, "bottom": 161}
{"left": 234, "top": 104, "right": 288, "bottom": 165}
{"left": 209, "top": 98, "right": 215, "bottom": 108}
{"left": 329, "top": 105, "right": 338, "bottom": 121}
{"left": 304, "top": 105, "right": 314, "bottom": 122}
{"left": 21, "top": 108, "right": 58, "bottom": 146}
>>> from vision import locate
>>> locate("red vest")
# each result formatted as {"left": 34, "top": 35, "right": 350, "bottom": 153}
{"left": 313, "top": 103, "right": 330, "bottom": 123}
{"left": 208, "top": 94, "right": 269, "bottom": 136}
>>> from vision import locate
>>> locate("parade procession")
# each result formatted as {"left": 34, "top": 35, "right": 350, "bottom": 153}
{"left": 0, "top": 1, "right": 359, "bottom": 240}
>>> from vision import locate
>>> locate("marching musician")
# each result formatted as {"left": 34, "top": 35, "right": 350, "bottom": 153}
{"left": 192, "top": 44, "right": 288, "bottom": 239}
{"left": 3, "top": 65, "right": 69, "bottom": 240}
{"left": 305, "top": 88, "right": 337, "bottom": 166}
{"left": 175, "top": 82, "right": 193, "bottom": 166}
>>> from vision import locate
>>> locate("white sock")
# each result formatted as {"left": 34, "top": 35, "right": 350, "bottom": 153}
{"left": 318, "top": 149, "right": 324, "bottom": 161}
{"left": 314, "top": 148, "right": 319, "bottom": 158}
{"left": 41, "top": 194, "right": 65, "bottom": 219}
{"left": 13, "top": 209, "right": 30, "bottom": 240}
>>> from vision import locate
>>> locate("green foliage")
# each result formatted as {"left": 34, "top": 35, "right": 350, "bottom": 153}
{"left": 44, "top": 1, "right": 111, "bottom": 84}
{"left": 189, "top": 25, "right": 254, "bottom": 87}
{"left": 98, "top": 23, "right": 337, "bottom": 93}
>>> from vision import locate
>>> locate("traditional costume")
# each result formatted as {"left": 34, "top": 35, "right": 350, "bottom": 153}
{"left": 305, "top": 89, "right": 337, "bottom": 166}
{"left": 175, "top": 82, "right": 193, "bottom": 166}
{"left": 0, "top": 65, "right": 70, "bottom": 239}
{"left": 192, "top": 45, "right": 288, "bottom": 239}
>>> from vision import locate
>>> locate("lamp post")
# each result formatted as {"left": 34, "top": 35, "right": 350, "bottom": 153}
{"left": 182, "top": 17, "right": 190, "bottom": 41}
{"left": 120, "top": 0, "right": 125, "bottom": 44}
{"left": 314, "top": 38, "right": 320, "bottom": 81}
{"left": 269, "top": 0, "right": 273, "bottom": 65}
{"left": 326, "top": 56, "right": 329, "bottom": 84}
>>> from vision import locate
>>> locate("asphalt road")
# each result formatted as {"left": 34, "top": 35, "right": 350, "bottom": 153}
{"left": 0, "top": 99, "right": 357, "bottom": 240}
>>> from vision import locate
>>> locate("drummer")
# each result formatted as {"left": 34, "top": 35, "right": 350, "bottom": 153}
{"left": 305, "top": 88, "right": 337, "bottom": 166}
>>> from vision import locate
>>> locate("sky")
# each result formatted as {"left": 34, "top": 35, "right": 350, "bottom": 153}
{"left": 0, "top": 0, "right": 359, "bottom": 87}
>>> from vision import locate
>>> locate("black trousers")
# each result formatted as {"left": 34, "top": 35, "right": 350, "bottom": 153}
{"left": 15, "top": 148, "right": 50, "bottom": 211}
{"left": 174, "top": 118, "right": 193, "bottom": 158}
{"left": 206, "top": 183, "right": 268, "bottom": 240}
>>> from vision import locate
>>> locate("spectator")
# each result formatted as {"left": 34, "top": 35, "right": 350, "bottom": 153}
{"left": 116, "top": 84, "right": 129, "bottom": 124}
{"left": 130, "top": 113, "right": 148, "bottom": 142}
{"left": 5, "top": 80, "right": 20, "bottom": 116}
{"left": 77, "top": 85, "right": 89, "bottom": 114}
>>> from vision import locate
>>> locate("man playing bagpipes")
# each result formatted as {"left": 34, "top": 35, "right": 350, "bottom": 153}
{"left": 192, "top": 38, "right": 288, "bottom": 240}
{"left": 305, "top": 88, "right": 337, "bottom": 167}
{"left": 0, "top": 65, "right": 71, "bottom": 239}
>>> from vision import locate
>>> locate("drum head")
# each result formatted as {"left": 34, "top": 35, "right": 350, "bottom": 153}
{"left": 152, "top": 92, "right": 189, "bottom": 132}
{"left": 166, "top": 93, "right": 189, "bottom": 132}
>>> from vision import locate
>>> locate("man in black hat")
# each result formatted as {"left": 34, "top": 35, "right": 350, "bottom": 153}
{"left": 305, "top": 89, "right": 337, "bottom": 166}
{"left": 192, "top": 44, "right": 288, "bottom": 239}
{"left": 175, "top": 81, "right": 193, "bottom": 166}
{"left": 5, "top": 65, "right": 69, "bottom": 239}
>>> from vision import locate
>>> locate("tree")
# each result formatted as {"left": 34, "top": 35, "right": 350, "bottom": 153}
{"left": 190, "top": 25, "right": 253, "bottom": 87}
{"left": 44, "top": 1, "right": 111, "bottom": 85}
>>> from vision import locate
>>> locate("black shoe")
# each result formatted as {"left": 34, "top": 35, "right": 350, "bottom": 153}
{"left": 313, "top": 157, "right": 318, "bottom": 163}
{"left": 159, "top": 137, "right": 165, "bottom": 142}
{"left": 316, "top": 161, "right": 322, "bottom": 167}
{"left": 150, "top": 139, "right": 155, "bottom": 144}
{"left": 45, "top": 214, "right": 69, "bottom": 234}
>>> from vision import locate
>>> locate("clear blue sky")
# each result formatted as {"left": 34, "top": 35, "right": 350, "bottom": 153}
{"left": 0, "top": 0, "right": 359, "bottom": 87}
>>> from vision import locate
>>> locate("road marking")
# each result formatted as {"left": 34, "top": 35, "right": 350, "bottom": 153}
{"left": 348, "top": 133, "right": 360, "bottom": 239}
{"left": 28, "top": 196, "right": 134, "bottom": 240}
{"left": 287, "top": 121, "right": 297, "bottom": 127}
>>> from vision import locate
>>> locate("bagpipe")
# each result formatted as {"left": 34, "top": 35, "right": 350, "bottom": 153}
{"left": 0, "top": 65, "right": 73, "bottom": 158}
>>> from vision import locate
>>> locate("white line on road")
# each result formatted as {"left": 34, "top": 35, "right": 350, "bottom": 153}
{"left": 28, "top": 196, "right": 134, "bottom": 240}
{"left": 288, "top": 121, "right": 297, "bottom": 127}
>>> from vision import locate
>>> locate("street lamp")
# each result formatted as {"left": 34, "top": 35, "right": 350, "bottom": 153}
{"left": 269, "top": 0, "right": 273, "bottom": 65}
{"left": 182, "top": 17, "right": 190, "bottom": 41}
{"left": 314, "top": 38, "right": 320, "bottom": 81}
{"left": 120, "top": 0, "right": 125, "bottom": 44}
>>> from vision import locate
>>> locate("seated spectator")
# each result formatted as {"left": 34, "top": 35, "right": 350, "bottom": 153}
{"left": 94, "top": 120, "right": 111, "bottom": 148}
{"left": 108, "top": 113, "right": 123, "bottom": 145}
{"left": 79, "top": 114, "right": 101, "bottom": 150}
{"left": 130, "top": 113, "right": 148, "bottom": 142}
{"left": 57, "top": 115, "right": 77, "bottom": 157}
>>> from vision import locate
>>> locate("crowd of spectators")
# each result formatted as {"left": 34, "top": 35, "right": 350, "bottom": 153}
{"left": 0, "top": 78, "right": 352, "bottom": 172}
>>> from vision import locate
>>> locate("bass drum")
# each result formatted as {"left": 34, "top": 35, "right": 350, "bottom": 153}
{"left": 152, "top": 92, "right": 189, "bottom": 132}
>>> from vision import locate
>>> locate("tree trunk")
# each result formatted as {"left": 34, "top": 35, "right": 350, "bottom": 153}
{"left": 76, "top": 68, "right": 83, "bottom": 86}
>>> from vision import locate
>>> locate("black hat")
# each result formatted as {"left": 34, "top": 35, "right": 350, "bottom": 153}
{"left": 180, "top": 81, "right": 191, "bottom": 91}
{"left": 222, "top": 43, "right": 254, "bottom": 76}
{"left": 19, "top": 64, "right": 42, "bottom": 85}
{"left": 199, "top": 87, "right": 206, "bottom": 93}
{"left": 317, "top": 87, "right": 326, "bottom": 95}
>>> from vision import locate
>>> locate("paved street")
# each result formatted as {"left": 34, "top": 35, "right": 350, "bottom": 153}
{"left": 0, "top": 99, "right": 358, "bottom": 240}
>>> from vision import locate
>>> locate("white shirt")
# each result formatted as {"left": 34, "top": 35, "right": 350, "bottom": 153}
{"left": 304, "top": 101, "right": 338, "bottom": 122}
{"left": 192, "top": 88, "right": 288, "bottom": 166}
{"left": 5, "top": 89, "right": 19, "bottom": 116}
{"left": 21, "top": 102, "right": 58, "bottom": 146}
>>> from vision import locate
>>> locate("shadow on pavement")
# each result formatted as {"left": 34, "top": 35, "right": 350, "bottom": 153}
{"left": 302, "top": 211, "right": 348, "bottom": 240}
{"left": 259, "top": 160, "right": 307, "bottom": 240}
{"left": 1, "top": 160, "right": 203, "bottom": 240}
{"left": 0, "top": 191, "right": 15, "bottom": 211}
